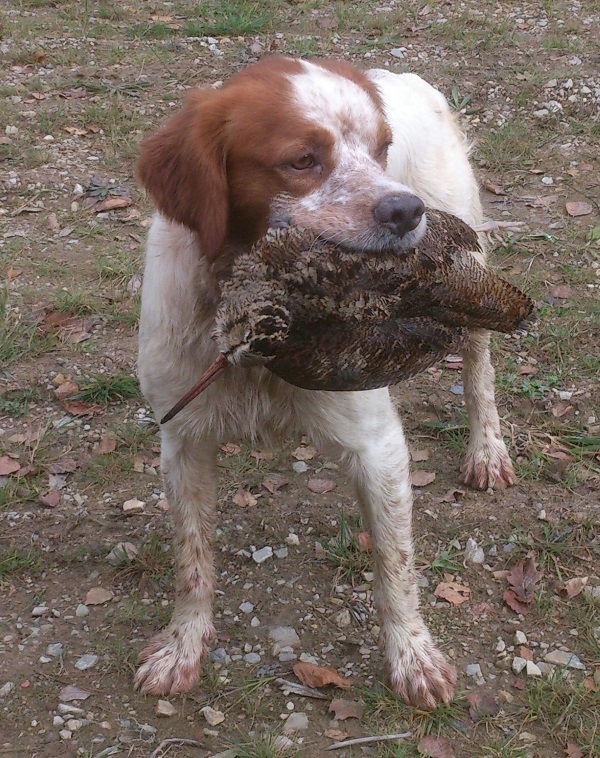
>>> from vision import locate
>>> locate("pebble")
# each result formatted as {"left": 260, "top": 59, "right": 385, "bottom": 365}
{"left": 464, "top": 538, "right": 485, "bottom": 564}
{"left": 526, "top": 661, "right": 542, "bottom": 677}
{"left": 283, "top": 711, "right": 309, "bottom": 734}
{"left": 250, "top": 616, "right": 260, "bottom": 627}
{"left": 335, "top": 609, "right": 352, "bottom": 628}
{"left": 515, "top": 631, "right": 528, "bottom": 645}
{"left": 496, "top": 638, "right": 506, "bottom": 653}
{"left": 46, "top": 643, "right": 63, "bottom": 657}
{"left": 389, "top": 48, "right": 405, "bottom": 58}
{"left": 292, "top": 461, "right": 308, "bottom": 473}
{"left": 512, "top": 656, "right": 527, "bottom": 674}
{"left": 244, "top": 652, "right": 261, "bottom": 664}
{"left": 59, "top": 729, "right": 72, "bottom": 741}
{"left": 239, "top": 601, "right": 254, "bottom": 614}
{"left": 252, "top": 546, "right": 273, "bottom": 564}
{"left": 58, "top": 704, "right": 84, "bottom": 715}
{"left": 201, "top": 706, "right": 225, "bottom": 726}
{"left": 269, "top": 626, "right": 301, "bottom": 655}
{"left": 285, "top": 533, "right": 300, "bottom": 546}
{"left": 74, "top": 654, "right": 99, "bottom": 671}
{"left": 0, "top": 682, "right": 15, "bottom": 697}
{"left": 32, "top": 605, "right": 49, "bottom": 617}
{"left": 465, "top": 663, "right": 485, "bottom": 684}
{"left": 66, "top": 718, "right": 84, "bottom": 731}
{"left": 106, "top": 542, "right": 138, "bottom": 566}
{"left": 275, "top": 547, "right": 289, "bottom": 559}
{"left": 209, "top": 648, "right": 228, "bottom": 665}
{"left": 155, "top": 700, "right": 177, "bottom": 717}
{"left": 75, "top": 604, "right": 89, "bottom": 618}
{"left": 53, "top": 716, "right": 64, "bottom": 727}
{"left": 122, "top": 498, "right": 145, "bottom": 514}
{"left": 544, "top": 650, "right": 585, "bottom": 669}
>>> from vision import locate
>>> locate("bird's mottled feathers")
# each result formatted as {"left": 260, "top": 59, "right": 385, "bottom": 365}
{"left": 212, "top": 209, "right": 534, "bottom": 391}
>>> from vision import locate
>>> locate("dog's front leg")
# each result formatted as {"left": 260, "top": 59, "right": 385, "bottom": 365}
{"left": 134, "top": 431, "right": 217, "bottom": 695}
{"left": 460, "top": 329, "right": 517, "bottom": 490}
{"left": 305, "top": 391, "right": 456, "bottom": 709}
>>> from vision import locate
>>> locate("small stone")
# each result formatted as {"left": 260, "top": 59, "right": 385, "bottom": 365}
{"left": 250, "top": 616, "right": 260, "bottom": 627}
{"left": 244, "top": 652, "right": 261, "bottom": 664}
{"left": 275, "top": 547, "right": 288, "bottom": 559}
{"left": 269, "top": 626, "right": 301, "bottom": 655}
{"left": 85, "top": 587, "right": 114, "bottom": 605}
{"left": 335, "top": 609, "right": 352, "bottom": 628}
{"left": 285, "top": 533, "right": 300, "bottom": 546}
{"left": 536, "top": 662, "right": 554, "bottom": 676}
{"left": 0, "top": 682, "right": 15, "bottom": 697}
{"left": 46, "top": 643, "right": 63, "bottom": 657}
{"left": 538, "top": 509, "right": 547, "bottom": 521}
{"left": 106, "top": 542, "right": 138, "bottom": 566}
{"left": 512, "top": 656, "right": 527, "bottom": 674}
{"left": 75, "top": 604, "right": 89, "bottom": 618}
{"left": 155, "top": 700, "right": 177, "bottom": 717}
{"left": 274, "top": 736, "right": 295, "bottom": 752}
{"left": 526, "top": 661, "right": 542, "bottom": 677}
{"left": 464, "top": 538, "right": 485, "bottom": 564}
{"left": 239, "top": 601, "right": 254, "bottom": 614}
{"left": 533, "top": 108, "right": 550, "bottom": 118}
{"left": 201, "top": 706, "right": 225, "bottom": 726}
{"left": 544, "top": 650, "right": 585, "bottom": 669}
{"left": 465, "top": 663, "right": 485, "bottom": 684}
{"left": 252, "top": 546, "right": 273, "bottom": 564}
{"left": 66, "top": 719, "right": 83, "bottom": 731}
{"left": 32, "top": 605, "right": 49, "bottom": 617}
{"left": 58, "top": 704, "right": 84, "bottom": 715}
{"left": 515, "top": 631, "right": 528, "bottom": 645}
{"left": 496, "top": 639, "right": 506, "bottom": 653}
{"left": 209, "top": 648, "right": 228, "bottom": 665}
{"left": 59, "top": 730, "right": 72, "bottom": 741}
{"left": 292, "top": 461, "right": 308, "bottom": 473}
{"left": 123, "top": 498, "right": 145, "bottom": 514}
{"left": 53, "top": 716, "right": 65, "bottom": 727}
{"left": 389, "top": 48, "right": 405, "bottom": 58}
{"left": 283, "top": 712, "right": 309, "bottom": 735}
{"left": 74, "top": 654, "right": 99, "bottom": 671}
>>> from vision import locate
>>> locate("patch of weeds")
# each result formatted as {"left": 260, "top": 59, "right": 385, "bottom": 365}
{"left": 448, "top": 85, "right": 474, "bottom": 113}
{"left": 472, "top": 739, "right": 529, "bottom": 757}
{"left": 0, "top": 286, "right": 55, "bottom": 368}
{"left": 186, "top": 0, "right": 270, "bottom": 37}
{"left": 523, "top": 671, "right": 599, "bottom": 752}
{"left": 75, "top": 371, "right": 140, "bottom": 405}
{"left": 0, "top": 546, "right": 39, "bottom": 583}
{"left": 324, "top": 510, "right": 371, "bottom": 580}
{"left": 496, "top": 371, "right": 561, "bottom": 400}
{"left": 127, "top": 21, "right": 176, "bottom": 40}
{"left": 54, "top": 287, "right": 98, "bottom": 316}
{"left": 228, "top": 729, "right": 299, "bottom": 758}
{"left": 116, "top": 534, "right": 173, "bottom": 591}
{"left": 81, "top": 450, "right": 134, "bottom": 487}
{"left": 422, "top": 417, "right": 469, "bottom": 452}
{"left": 96, "top": 249, "right": 139, "bottom": 285}
{"left": 419, "top": 546, "right": 462, "bottom": 576}
{"left": 476, "top": 121, "right": 536, "bottom": 172}
{"left": 0, "top": 388, "right": 39, "bottom": 417}
{"left": 37, "top": 106, "right": 68, "bottom": 135}
{"left": 100, "top": 637, "right": 137, "bottom": 675}
{"left": 115, "top": 422, "right": 156, "bottom": 453}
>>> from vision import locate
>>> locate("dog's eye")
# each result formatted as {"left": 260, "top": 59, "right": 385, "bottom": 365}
{"left": 376, "top": 140, "right": 392, "bottom": 160}
{"left": 290, "top": 153, "right": 316, "bottom": 170}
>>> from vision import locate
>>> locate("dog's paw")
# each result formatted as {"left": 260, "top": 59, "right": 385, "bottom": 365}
{"left": 461, "top": 436, "right": 517, "bottom": 491}
{"left": 134, "top": 622, "right": 214, "bottom": 696}
{"left": 386, "top": 638, "right": 457, "bottom": 710}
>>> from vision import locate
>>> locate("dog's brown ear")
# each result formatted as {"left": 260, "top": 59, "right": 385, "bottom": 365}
{"left": 136, "top": 90, "right": 228, "bottom": 261}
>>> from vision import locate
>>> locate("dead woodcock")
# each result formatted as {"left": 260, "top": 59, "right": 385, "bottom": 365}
{"left": 161, "top": 209, "right": 534, "bottom": 423}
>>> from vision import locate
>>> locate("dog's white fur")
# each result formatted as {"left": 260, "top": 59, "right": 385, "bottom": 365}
{"left": 136, "top": 61, "right": 516, "bottom": 708}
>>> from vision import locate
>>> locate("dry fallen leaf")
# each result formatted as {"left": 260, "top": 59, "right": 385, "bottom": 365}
{"left": 85, "top": 587, "right": 114, "bottom": 605}
{"left": 292, "top": 662, "right": 350, "bottom": 689}
{"left": 503, "top": 555, "right": 543, "bottom": 614}
{"left": 232, "top": 489, "right": 257, "bottom": 508}
{"left": 434, "top": 580, "right": 471, "bottom": 605}
{"left": 0, "top": 456, "right": 21, "bottom": 476}
{"left": 47, "top": 457, "right": 77, "bottom": 474}
{"left": 434, "top": 487, "right": 465, "bottom": 503}
{"left": 417, "top": 735, "right": 455, "bottom": 757}
{"left": 250, "top": 449, "right": 273, "bottom": 462}
{"left": 484, "top": 180, "right": 506, "bottom": 195}
{"left": 565, "top": 201, "right": 592, "bottom": 217}
{"left": 59, "top": 685, "right": 91, "bottom": 702}
{"left": 466, "top": 690, "right": 500, "bottom": 721}
{"left": 518, "top": 364, "right": 537, "bottom": 375}
{"left": 94, "top": 196, "right": 133, "bottom": 213}
{"left": 411, "top": 470, "right": 436, "bottom": 487}
{"left": 324, "top": 728, "right": 349, "bottom": 740}
{"left": 551, "top": 284, "right": 573, "bottom": 299}
{"left": 328, "top": 698, "right": 365, "bottom": 720}
{"left": 220, "top": 442, "right": 241, "bottom": 456}
{"left": 97, "top": 434, "right": 117, "bottom": 455}
{"left": 54, "top": 381, "right": 79, "bottom": 400}
{"left": 565, "top": 742, "right": 585, "bottom": 758}
{"left": 63, "top": 400, "right": 103, "bottom": 417}
{"left": 552, "top": 401, "right": 574, "bottom": 418}
{"left": 562, "top": 576, "right": 588, "bottom": 599}
{"left": 307, "top": 478, "right": 336, "bottom": 494}
{"left": 39, "top": 491, "right": 61, "bottom": 509}
{"left": 356, "top": 530, "right": 372, "bottom": 552}
{"left": 411, "top": 449, "right": 430, "bottom": 462}
{"left": 292, "top": 445, "right": 317, "bottom": 461}
{"left": 262, "top": 474, "right": 289, "bottom": 494}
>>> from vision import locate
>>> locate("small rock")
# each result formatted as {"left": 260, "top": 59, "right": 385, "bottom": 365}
{"left": 244, "top": 652, "right": 261, "bottom": 664}
{"left": 74, "top": 654, "right": 99, "bottom": 671}
{"left": 283, "top": 711, "right": 309, "bottom": 734}
{"left": 496, "top": 639, "right": 506, "bottom": 653}
{"left": 201, "top": 706, "right": 225, "bottom": 726}
{"left": 544, "top": 650, "right": 585, "bottom": 669}
{"left": 0, "top": 682, "right": 15, "bottom": 697}
{"left": 464, "top": 538, "right": 485, "bottom": 564}
{"left": 106, "top": 542, "right": 138, "bottom": 566}
{"left": 53, "top": 716, "right": 65, "bottom": 727}
{"left": 465, "top": 663, "right": 485, "bottom": 684}
{"left": 46, "top": 643, "right": 63, "bottom": 657}
{"left": 155, "top": 700, "right": 177, "bottom": 717}
{"left": 292, "top": 461, "right": 308, "bottom": 474}
{"left": 239, "top": 601, "right": 254, "bottom": 614}
{"left": 32, "top": 605, "right": 48, "bottom": 617}
{"left": 335, "top": 609, "right": 352, "bottom": 628}
{"left": 252, "top": 546, "right": 273, "bottom": 564}
{"left": 209, "top": 648, "right": 228, "bottom": 665}
{"left": 75, "top": 604, "right": 89, "bottom": 618}
{"left": 59, "top": 730, "right": 72, "bottom": 741}
{"left": 122, "top": 498, "right": 145, "bottom": 514}
{"left": 274, "top": 736, "right": 295, "bottom": 752}
{"left": 534, "top": 108, "right": 550, "bottom": 118}
{"left": 512, "top": 656, "right": 527, "bottom": 674}
{"left": 515, "top": 631, "right": 528, "bottom": 645}
{"left": 285, "top": 533, "right": 300, "bottom": 546}
{"left": 389, "top": 48, "right": 405, "bottom": 58}
{"left": 275, "top": 547, "right": 288, "bottom": 559}
{"left": 250, "top": 616, "right": 260, "bottom": 627}
{"left": 526, "top": 661, "right": 542, "bottom": 677}
{"left": 85, "top": 587, "right": 114, "bottom": 606}
{"left": 58, "top": 704, "right": 84, "bottom": 715}
{"left": 66, "top": 719, "right": 83, "bottom": 731}
{"left": 269, "top": 626, "right": 301, "bottom": 655}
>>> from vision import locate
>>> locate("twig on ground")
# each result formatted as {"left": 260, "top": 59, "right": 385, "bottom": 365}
{"left": 326, "top": 731, "right": 412, "bottom": 750}
{"left": 149, "top": 738, "right": 204, "bottom": 757}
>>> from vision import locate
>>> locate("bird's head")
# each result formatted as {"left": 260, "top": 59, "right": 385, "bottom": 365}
{"left": 213, "top": 299, "right": 291, "bottom": 367}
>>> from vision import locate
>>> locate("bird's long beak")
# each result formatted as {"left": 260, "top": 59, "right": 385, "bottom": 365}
{"left": 160, "top": 354, "right": 228, "bottom": 424}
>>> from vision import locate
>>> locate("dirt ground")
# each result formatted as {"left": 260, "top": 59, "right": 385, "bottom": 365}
{"left": 0, "top": 1, "right": 599, "bottom": 756}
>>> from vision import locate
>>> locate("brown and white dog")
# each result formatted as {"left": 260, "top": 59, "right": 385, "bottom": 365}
{"left": 135, "top": 56, "right": 516, "bottom": 709}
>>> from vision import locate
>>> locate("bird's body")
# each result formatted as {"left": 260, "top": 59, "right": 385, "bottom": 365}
{"left": 161, "top": 209, "right": 534, "bottom": 423}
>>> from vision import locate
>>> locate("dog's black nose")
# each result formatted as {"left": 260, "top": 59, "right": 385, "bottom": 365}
{"left": 373, "top": 194, "right": 425, "bottom": 237}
